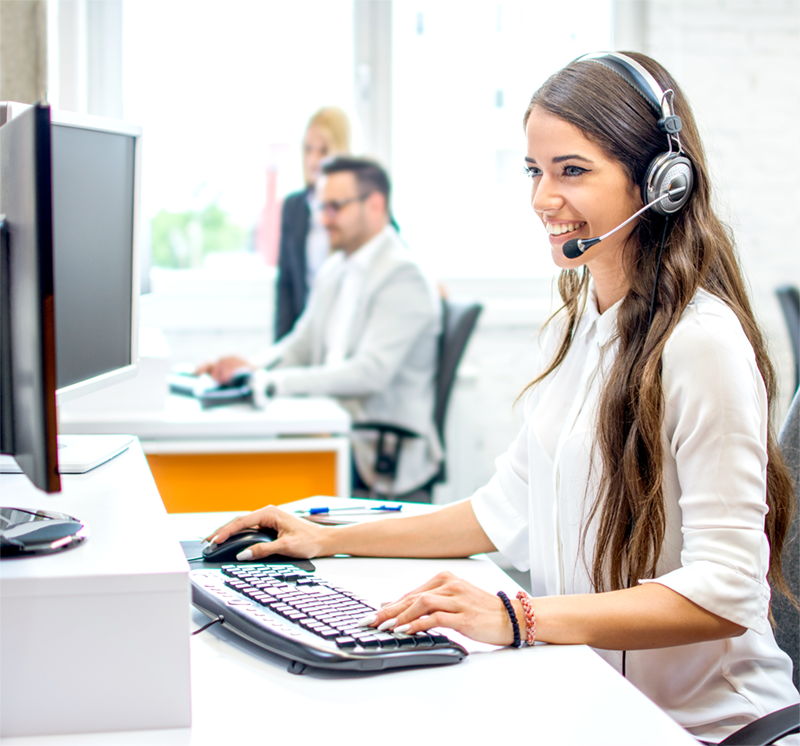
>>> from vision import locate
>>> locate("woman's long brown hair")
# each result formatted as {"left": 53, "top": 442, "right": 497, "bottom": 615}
{"left": 522, "top": 53, "right": 795, "bottom": 607}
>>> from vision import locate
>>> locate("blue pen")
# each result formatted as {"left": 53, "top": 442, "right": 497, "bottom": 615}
{"left": 299, "top": 505, "right": 403, "bottom": 515}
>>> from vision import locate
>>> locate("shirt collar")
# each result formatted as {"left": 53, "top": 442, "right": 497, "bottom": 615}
{"left": 344, "top": 224, "right": 392, "bottom": 270}
{"left": 577, "top": 279, "right": 624, "bottom": 346}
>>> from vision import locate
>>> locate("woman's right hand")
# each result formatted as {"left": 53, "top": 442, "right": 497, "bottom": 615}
{"left": 203, "top": 506, "right": 333, "bottom": 560}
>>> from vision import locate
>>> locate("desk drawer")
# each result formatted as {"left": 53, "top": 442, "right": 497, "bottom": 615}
{"left": 146, "top": 451, "right": 338, "bottom": 513}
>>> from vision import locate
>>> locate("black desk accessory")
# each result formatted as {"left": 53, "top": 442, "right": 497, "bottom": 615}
{"left": 0, "top": 506, "right": 88, "bottom": 558}
{"left": 168, "top": 371, "right": 253, "bottom": 409}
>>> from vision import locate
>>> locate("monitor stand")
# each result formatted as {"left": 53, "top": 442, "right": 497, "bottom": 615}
{"left": 0, "top": 433, "right": 134, "bottom": 475}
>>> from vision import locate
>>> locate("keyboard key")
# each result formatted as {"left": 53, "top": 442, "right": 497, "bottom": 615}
{"left": 413, "top": 633, "right": 435, "bottom": 647}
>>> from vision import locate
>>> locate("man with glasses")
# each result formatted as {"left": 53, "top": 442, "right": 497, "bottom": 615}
{"left": 198, "top": 157, "right": 443, "bottom": 498}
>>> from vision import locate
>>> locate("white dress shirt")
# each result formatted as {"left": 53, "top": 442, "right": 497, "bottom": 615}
{"left": 471, "top": 283, "right": 799, "bottom": 743}
{"left": 323, "top": 227, "right": 389, "bottom": 366}
{"left": 304, "top": 190, "right": 330, "bottom": 288}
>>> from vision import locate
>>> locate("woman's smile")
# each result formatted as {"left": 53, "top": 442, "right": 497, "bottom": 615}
{"left": 545, "top": 221, "right": 587, "bottom": 239}
{"left": 525, "top": 107, "right": 641, "bottom": 275}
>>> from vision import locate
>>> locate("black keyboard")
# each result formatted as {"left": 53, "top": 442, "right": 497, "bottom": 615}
{"left": 190, "top": 563, "right": 468, "bottom": 672}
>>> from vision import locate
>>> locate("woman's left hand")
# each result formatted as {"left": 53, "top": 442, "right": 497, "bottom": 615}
{"left": 363, "top": 571, "right": 520, "bottom": 647}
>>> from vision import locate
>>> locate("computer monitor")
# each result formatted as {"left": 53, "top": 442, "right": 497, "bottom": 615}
{"left": 49, "top": 108, "right": 142, "bottom": 403}
{"left": 0, "top": 102, "right": 61, "bottom": 494}
{"left": 0, "top": 102, "right": 141, "bottom": 403}
{"left": 0, "top": 103, "right": 142, "bottom": 474}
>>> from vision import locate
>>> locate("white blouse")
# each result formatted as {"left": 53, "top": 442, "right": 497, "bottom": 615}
{"left": 471, "top": 285, "right": 799, "bottom": 743}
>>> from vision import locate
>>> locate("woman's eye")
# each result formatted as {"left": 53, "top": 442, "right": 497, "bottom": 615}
{"left": 563, "top": 165, "right": 587, "bottom": 177}
{"left": 523, "top": 165, "right": 541, "bottom": 179}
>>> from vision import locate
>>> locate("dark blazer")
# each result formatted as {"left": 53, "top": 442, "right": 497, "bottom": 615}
{"left": 275, "top": 189, "right": 311, "bottom": 341}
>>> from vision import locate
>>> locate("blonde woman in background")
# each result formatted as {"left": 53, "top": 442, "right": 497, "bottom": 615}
{"left": 197, "top": 107, "right": 352, "bottom": 384}
{"left": 275, "top": 106, "right": 351, "bottom": 340}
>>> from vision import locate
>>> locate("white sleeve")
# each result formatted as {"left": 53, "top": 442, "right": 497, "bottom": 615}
{"left": 640, "top": 302, "right": 772, "bottom": 633}
{"left": 471, "top": 417, "right": 532, "bottom": 571}
{"left": 470, "top": 319, "right": 560, "bottom": 571}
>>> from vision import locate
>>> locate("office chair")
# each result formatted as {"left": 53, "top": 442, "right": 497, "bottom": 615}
{"left": 352, "top": 299, "right": 483, "bottom": 502}
{"left": 716, "top": 388, "right": 800, "bottom": 745}
{"left": 776, "top": 285, "right": 800, "bottom": 395}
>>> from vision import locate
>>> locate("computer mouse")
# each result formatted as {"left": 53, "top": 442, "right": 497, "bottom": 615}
{"left": 202, "top": 527, "right": 278, "bottom": 563}
{"left": 220, "top": 371, "right": 253, "bottom": 389}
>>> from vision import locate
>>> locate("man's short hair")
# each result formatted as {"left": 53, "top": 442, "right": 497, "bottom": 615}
{"left": 321, "top": 156, "right": 391, "bottom": 210}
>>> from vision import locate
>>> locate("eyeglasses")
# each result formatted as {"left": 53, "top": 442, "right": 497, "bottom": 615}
{"left": 317, "top": 193, "right": 369, "bottom": 217}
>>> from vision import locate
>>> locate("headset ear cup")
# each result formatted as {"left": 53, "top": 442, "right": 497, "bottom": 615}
{"left": 642, "top": 153, "right": 694, "bottom": 215}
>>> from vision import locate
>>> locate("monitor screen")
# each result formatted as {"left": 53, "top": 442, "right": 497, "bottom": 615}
{"left": 48, "top": 109, "right": 141, "bottom": 403}
{"left": 51, "top": 122, "right": 136, "bottom": 394}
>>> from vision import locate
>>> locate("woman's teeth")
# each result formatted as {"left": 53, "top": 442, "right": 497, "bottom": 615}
{"left": 546, "top": 222, "right": 585, "bottom": 236}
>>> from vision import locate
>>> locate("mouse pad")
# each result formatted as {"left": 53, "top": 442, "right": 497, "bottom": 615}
{"left": 180, "top": 540, "right": 315, "bottom": 572}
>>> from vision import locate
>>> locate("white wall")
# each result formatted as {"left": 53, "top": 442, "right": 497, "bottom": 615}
{"left": 617, "top": 0, "right": 800, "bottom": 417}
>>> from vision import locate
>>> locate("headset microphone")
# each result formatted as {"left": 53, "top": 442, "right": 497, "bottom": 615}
{"left": 562, "top": 181, "right": 686, "bottom": 260}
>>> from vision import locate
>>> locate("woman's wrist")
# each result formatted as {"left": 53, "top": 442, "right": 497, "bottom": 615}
{"left": 313, "top": 524, "right": 345, "bottom": 557}
{"left": 316, "top": 521, "right": 369, "bottom": 558}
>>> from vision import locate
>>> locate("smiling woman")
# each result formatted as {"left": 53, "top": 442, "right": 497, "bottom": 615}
{"left": 203, "top": 51, "right": 799, "bottom": 743}
{"left": 523, "top": 109, "right": 641, "bottom": 307}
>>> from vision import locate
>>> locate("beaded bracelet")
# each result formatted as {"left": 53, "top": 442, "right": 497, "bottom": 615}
{"left": 516, "top": 590, "right": 536, "bottom": 646}
{"left": 497, "top": 591, "right": 522, "bottom": 648}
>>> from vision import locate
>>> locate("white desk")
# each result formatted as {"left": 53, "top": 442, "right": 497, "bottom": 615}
{"left": 59, "top": 395, "right": 352, "bottom": 511}
{"left": 0, "top": 443, "right": 191, "bottom": 738}
{"left": 1, "top": 504, "right": 698, "bottom": 746}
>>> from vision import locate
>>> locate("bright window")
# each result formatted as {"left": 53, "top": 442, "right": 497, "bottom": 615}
{"left": 122, "top": 0, "right": 354, "bottom": 269}
{"left": 392, "top": 0, "right": 612, "bottom": 279}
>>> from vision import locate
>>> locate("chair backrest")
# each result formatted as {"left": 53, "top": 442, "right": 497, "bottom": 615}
{"left": 775, "top": 388, "right": 800, "bottom": 691}
{"left": 776, "top": 285, "right": 800, "bottom": 394}
{"left": 434, "top": 299, "right": 482, "bottom": 444}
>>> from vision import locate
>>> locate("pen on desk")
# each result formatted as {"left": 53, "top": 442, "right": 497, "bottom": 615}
{"left": 296, "top": 505, "right": 403, "bottom": 515}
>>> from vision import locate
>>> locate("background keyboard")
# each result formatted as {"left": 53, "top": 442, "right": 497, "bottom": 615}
{"left": 190, "top": 563, "right": 468, "bottom": 672}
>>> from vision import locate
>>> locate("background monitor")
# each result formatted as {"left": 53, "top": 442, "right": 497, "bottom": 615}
{"left": 0, "top": 102, "right": 61, "bottom": 494}
{"left": 1, "top": 102, "right": 142, "bottom": 404}
{"left": 49, "top": 108, "right": 142, "bottom": 403}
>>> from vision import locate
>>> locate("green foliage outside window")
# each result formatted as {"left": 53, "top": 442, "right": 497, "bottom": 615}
{"left": 150, "top": 200, "right": 249, "bottom": 269}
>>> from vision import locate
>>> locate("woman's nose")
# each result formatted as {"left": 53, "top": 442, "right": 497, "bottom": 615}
{"left": 531, "top": 174, "right": 563, "bottom": 214}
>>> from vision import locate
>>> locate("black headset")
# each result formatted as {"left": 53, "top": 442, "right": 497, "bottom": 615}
{"left": 574, "top": 52, "right": 694, "bottom": 216}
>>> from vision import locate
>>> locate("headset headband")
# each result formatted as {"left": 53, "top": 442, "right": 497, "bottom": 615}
{"left": 570, "top": 51, "right": 694, "bottom": 217}
{"left": 574, "top": 52, "right": 683, "bottom": 141}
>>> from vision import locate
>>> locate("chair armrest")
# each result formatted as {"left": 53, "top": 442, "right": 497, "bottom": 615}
{"left": 718, "top": 703, "right": 800, "bottom": 746}
{"left": 350, "top": 422, "right": 421, "bottom": 485}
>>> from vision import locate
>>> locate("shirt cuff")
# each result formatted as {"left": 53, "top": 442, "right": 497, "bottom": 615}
{"left": 250, "top": 369, "right": 277, "bottom": 409}
{"left": 639, "top": 560, "right": 771, "bottom": 634}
